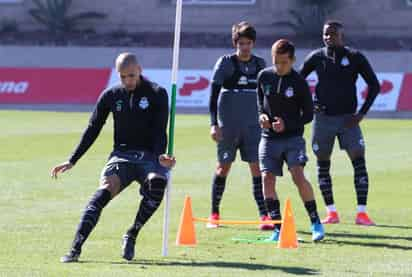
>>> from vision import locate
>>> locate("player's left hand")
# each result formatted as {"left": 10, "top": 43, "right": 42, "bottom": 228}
{"left": 272, "top": 117, "right": 285, "bottom": 133}
{"left": 345, "top": 113, "right": 364, "bottom": 128}
{"left": 159, "top": 154, "right": 176, "bottom": 169}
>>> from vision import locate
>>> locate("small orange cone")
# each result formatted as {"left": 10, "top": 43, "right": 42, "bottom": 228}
{"left": 176, "top": 196, "right": 197, "bottom": 246}
{"left": 278, "top": 198, "right": 298, "bottom": 249}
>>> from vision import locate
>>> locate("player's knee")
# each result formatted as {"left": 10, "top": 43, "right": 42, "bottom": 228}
{"left": 290, "top": 167, "right": 307, "bottom": 186}
{"left": 348, "top": 149, "right": 364, "bottom": 161}
{"left": 100, "top": 175, "right": 121, "bottom": 198}
{"left": 292, "top": 174, "right": 307, "bottom": 187}
{"left": 148, "top": 172, "right": 167, "bottom": 182}
{"left": 315, "top": 152, "right": 331, "bottom": 161}
{"left": 262, "top": 171, "right": 275, "bottom": 186}
{"left": 215, "top": 163, "right": 231, "bottom": 176}
{"left": 262, "top": 172, "right": 276, "bottom": 197}
{"left": 141, "top": 175, "right": 167, "bottom": 208}
{"left": 147, "top": 173, "right": 167, "bottom": 193}
{"left": 249, "top": 162, "right": 261, "bottom": 176}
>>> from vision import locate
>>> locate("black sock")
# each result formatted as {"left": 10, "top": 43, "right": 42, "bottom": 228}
{"left": 71, "top": 188, "right": 111, "bottom": 252}
{"left": 304, "top": 200, "right": 321, "bottom": 224}
{"left": 265, "top": 198, "right": 281, "bottom": 230}
{"left": 252, "top": 176, "right": 267, "bottom": 216}
{"left": 317, "top": 160, "right": 334, "bottom": 206}
{"left": 211, "top": 175, "right": 226, "bottom": 214}
{"left": 126, "top": 178, "right": 167, "bottom": 238}
{"left": 352, "top": 157, "right": 369, "bottom": 206}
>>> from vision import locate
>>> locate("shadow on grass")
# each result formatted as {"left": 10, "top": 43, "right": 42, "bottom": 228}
{"left": 300, "top": 231, "right": 412, "bottom": 250}
{"left": 229, "top": 224, "right": 412, "bottom": 233}
{"left": 324, "top": 239, "right": 412, "bottom": 250}
{"left": 301, "top": 231, "right": 412, "bottom": 241}
{"left": 81, "top": 259, "right": 320, "bottom": 275}
{"left": 374, "top": 224, "right": 412, "bottom": 230}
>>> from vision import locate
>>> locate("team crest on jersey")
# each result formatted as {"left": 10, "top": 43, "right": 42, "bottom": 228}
{"left": 341, "top": 56, "right": 350, "bottom": 66}
{"left": 264, "top": 84, "right": 272, "bottom": 95}
{"left": 285, "top": 87, "right": 294, "bottom": 98}
{"left": 115, "top": 100, "right": 123, "bottom": 112}
{"left": 139, "top": 97, "right": 149, "bottom": 109}
{"left": 238, "top": 76, "right": 248, "bottom": 85}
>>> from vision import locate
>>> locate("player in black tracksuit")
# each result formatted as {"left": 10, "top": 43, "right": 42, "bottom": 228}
{"left": 257, "top": 39, "right": 324, "bottom": 242}
{"left": 207, "top": 22, "right": 273, "bottom": 231}
{"left": 300, "top": 20, "right": 380, "bottom": 225}
{"left": 51, "top": 53, "right": 176, "bottom": 262}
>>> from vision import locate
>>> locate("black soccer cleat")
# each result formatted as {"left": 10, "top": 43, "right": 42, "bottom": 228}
{"left": 60, "top": 249, "right": 81, "bottom": 263}
{"left": 121, "top": 234, "right": 136, "bottom": 261}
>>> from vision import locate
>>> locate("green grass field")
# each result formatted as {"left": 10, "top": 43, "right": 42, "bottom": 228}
{"left": 0, "top": 111, "right": 411, "bottom": 277}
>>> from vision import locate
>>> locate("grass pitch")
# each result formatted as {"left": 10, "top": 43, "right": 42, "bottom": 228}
{"left": 0, "top": 111, "right": 411, "bottom": 276}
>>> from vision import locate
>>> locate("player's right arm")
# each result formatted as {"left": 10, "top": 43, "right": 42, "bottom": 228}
{"left": 209, "top": 83, "right": 223, "bottom": 142}
{"left": 256, "top": 70, "right": 271, "bottom": 129}
{"left": 299, "top": 50, "right": 318, "bottom": 79}
{"left": 51, "top": 90, "right": 111, "bottom": 178}
{"left": 209, "top": 56, "right": 228, "bottom": 142}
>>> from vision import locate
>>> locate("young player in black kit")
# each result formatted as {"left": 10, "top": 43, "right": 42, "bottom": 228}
{"left": 257, "top": 39, "right": 324, "bottom": 242}
{"left": 51, "top": 53, "right": 176, "bottom": 262}
{"left": 208, "top": 22, "right": 273, "bottom": 230}
{"left": 300, "top": 21, "right": 380, "bottom": 225}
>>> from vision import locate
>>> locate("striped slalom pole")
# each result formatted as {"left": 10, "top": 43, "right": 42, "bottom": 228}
{"left": 162, "top": 0, "right": 183, "bottom": 257}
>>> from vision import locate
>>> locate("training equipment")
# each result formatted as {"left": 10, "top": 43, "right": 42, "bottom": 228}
{"left": 162, "top": 0, "right": 183, "bottom": 257}
{"left": 176, "top": 196, "right": 299, "bottom": 249}
{"left": 277, "top": 198, "right": 299, "bottom": 249}
{"left": 176, "top": 195, "right": 197, "bottom": 245}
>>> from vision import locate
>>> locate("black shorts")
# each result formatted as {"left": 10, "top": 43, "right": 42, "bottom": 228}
{"left": 217, "top": 125, "right": 260, "bottom": 163}
{"left": 100, "top": 150, "right": 169, "bottom": 192}
{"left": 259, "top": 136, "right": 308, "bottom": 176}
{"left": 312, "top": 113, "right": 365, "bottom": 156}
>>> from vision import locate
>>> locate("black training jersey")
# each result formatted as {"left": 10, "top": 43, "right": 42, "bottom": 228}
{"left": 209, "top": 54, "right": 266, "bottom": 127}
{"left": 300, "top": 46, "right": 380, "bottom": 115}
{"left": 257, "top": 68, "right": 313, "bottom": 139}
{"left": 69, "top": 77, "right": 169, "bottom": 165}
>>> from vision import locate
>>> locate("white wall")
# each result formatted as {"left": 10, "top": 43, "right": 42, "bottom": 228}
{"left": 1, "top": 46, "right": 412, "bottom": 72}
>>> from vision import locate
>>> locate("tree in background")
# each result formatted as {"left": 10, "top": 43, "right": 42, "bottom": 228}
{"left": 29, "top": 0, "right": 106, "bottom": 41}
{"left": 0, "top": 18, "right": 19, "bottom": 34}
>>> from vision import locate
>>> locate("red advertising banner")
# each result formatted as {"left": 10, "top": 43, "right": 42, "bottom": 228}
{"left": 1, "top": 67, "right": 412, "bottom": 111}
{"left": 306, "top": 72, "right": 404, "bottom": 112}
{"left": 398, "top": 73, "right": 412, "bottom": 111}
{"left": 0, "top": 68, "right": 111, "bottom": 104}
{"left": 107, "top": 68, "right": 213, "bottom": 107}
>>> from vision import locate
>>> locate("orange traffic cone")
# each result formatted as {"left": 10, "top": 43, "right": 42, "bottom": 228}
{"left": 176, "top": 196, "right": 197, "bottom": 246}
{"left": 278, "top": 198, "right": 298, "bottom": 249}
